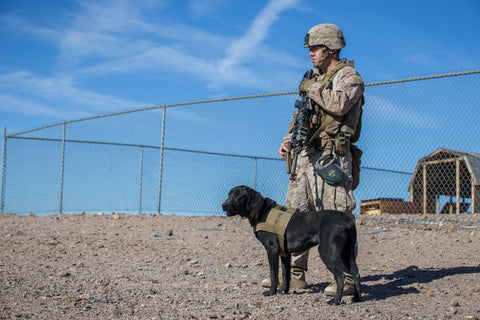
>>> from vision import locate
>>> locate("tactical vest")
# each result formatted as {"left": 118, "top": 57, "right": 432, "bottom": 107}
{"left": 254, "top": 205, "right": 297, "bottom": 257}
{"left": 309, "top": 60, "right": 364, "bottom": 147}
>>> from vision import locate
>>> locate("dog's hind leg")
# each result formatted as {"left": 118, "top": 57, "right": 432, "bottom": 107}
{"left": 329, "top": 266, "right": 345, "bottom": 305}
{"left": 348, "top": 258, "right": 362, "bottom": 302}
{"left": 319, "top": 244, "right": 345, "bottom": 305}
{"left": 341, "top": 250, "right": 361, "bottom": 302}
{"left": 345, "top": 228, "right": 361, "bottom": 302}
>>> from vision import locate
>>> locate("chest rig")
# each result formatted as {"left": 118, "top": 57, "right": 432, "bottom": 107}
{"left": 308, "top": 60, "right": 364, "bottom": 150}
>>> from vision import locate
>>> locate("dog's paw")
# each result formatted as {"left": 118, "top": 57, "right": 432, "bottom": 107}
{"left": 262, "top": 290, "right": 276, "bottom": 296}
{"left": 352, "top": 295, "right": 362, "bottom": 303}
{"left": 279, "top": 286, "right": 289, "bottom": 295}
{"left": 327, "top": 298, "right": 341, "bottom": 305}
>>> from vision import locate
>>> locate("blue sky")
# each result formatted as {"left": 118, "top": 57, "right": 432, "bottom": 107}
{"left": 1, "top": 0, "right": 479, "bottom": 134}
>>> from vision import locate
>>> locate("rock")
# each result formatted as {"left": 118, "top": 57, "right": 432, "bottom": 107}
{"left": 450, "top": 297, "right": 460, "bottom": 307}
{"left": 59, "top": 271, "right": 72, "bottom": 278}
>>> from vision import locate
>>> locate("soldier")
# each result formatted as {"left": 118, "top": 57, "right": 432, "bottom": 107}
{"left": 263, "top": 23, "right": 364, "bottom": 296}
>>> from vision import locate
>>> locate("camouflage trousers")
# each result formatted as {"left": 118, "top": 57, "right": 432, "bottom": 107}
{"left": 286, "top": 146, "right": 356, "bottom": 271}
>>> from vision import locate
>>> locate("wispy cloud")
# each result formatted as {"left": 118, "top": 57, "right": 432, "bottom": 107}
{"left": 366, "top": 93, "right": 438, "bottom": 129}
{"left": 0, "top": 14, "right": 61, "bottom": 42}
{"left": 0, "top": 94, "right": 88, "bottom": 119}
{"left": 219, "top": 0, "right": 299, "bottom": 71}
{"left": 62, "top": 0, "right": 301, "bottom": 88}
{"left": 0, "top": 71, "right": 146, "bottom": 116}
{"left": 0, "top": 0, "right": 302, "bottom": 120}
{"left": 188, "top": 0, "right": 225, "bottom": 20}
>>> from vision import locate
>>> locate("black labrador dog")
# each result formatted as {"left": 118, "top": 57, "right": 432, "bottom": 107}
{"left": 222, "top": 185, "right": 361, "bottom": 305}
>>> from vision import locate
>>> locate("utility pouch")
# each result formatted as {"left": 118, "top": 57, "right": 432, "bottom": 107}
{"left": 350, "top": 144, "right": 363, "bottom": 190}
{"left": 286, "top": 151, "right": 293, "bottom": 174}
{"left": 334, "top": 133, "right": 349, "bottom": 155}
{"left": 313, "top": 146, "right": 346, "bottom": 185}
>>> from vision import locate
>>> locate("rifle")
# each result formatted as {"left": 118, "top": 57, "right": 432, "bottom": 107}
{"left": 289, "top": 69, "right": 315, "bottom": 181}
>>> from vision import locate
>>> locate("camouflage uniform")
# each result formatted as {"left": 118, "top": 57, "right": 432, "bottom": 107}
{"left": 284, "top": 59, "right": 364, "bottom": 272}
{"left": 261, "top": 23, "right": 364, "bottom": 291}
{"left": 285, "top": 62, "right": 363, "bottom": 213}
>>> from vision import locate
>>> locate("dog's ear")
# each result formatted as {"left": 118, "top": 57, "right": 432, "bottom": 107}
{"left": 245, "top": 187, "right": 263, "bottom": 212}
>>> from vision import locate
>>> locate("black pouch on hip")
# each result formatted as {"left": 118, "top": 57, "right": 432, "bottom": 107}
{"left": 313, "top": 145, "right": 346, "bottom": 185}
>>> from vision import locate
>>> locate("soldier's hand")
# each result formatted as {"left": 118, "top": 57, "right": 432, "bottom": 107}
{"left": 299, "top": 77, "right": 316, "bottom": 93}
{"left": 279, "top": 141, "right": 290, "bottom": 159}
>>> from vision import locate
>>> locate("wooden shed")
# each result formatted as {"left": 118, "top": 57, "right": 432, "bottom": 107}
{"left": 409, "top": 148, "right": 480, "bottom": 214}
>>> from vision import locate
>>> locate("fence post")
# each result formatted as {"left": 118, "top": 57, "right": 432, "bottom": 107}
{"left": 1, "top": 127, "right": 6, "bottom": 213}
{"left": 139, "top": 146, "right": 144, "bottom": 214}
{"left": 59, "top": 123, "right": 66, "bottom": 214}
{"left": 157, "top": 106, "right": 166, "bottom": 214}
{"left": 254, "top": 158, "right": 258, "bottom": 190}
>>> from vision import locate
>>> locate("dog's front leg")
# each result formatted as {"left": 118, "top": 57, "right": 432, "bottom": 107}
{"left": 279, "top": 255, "right": 291, "bottom": 294}
{"left": 263, "top": 250, "right": 279, "bottom": 296}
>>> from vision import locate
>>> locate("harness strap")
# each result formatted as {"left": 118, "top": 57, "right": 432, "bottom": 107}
{"left": 254, "top": 205, "right": 297, "bottom": 257}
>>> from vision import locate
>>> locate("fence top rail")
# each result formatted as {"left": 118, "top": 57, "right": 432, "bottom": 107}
{"left": 7, "top": 68, "right": 479, "bottom": 138}
{"left": 365, "top": 69, "right": 480, "bottom": 87}
{"left": 7, "top": 91, "right": 296, "bottom": 137}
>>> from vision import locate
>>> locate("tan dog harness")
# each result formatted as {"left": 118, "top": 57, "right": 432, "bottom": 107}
{"left": 254, "top": 205, "right": 297, "bottom": 257}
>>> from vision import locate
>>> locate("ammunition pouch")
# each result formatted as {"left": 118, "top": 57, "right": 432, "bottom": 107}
{"left": 334, "top": 133, "right": 350, "bottom": 156}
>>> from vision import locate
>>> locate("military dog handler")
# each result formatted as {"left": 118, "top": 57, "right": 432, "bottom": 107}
{"left": 262, "top": 23, "right": 364, "bottom": 296}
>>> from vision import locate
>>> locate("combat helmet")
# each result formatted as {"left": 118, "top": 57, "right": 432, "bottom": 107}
{"left": 304, "top": 23, "right": 346, "bottom": 50}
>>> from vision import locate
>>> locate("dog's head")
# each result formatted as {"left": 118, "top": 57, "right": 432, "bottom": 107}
{"left": 222, "top": 185, "right": 264, "bottom": 218}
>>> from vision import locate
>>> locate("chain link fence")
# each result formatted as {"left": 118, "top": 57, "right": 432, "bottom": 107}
{"left": 2, "top": 70, "right": 480, "bottom": 216}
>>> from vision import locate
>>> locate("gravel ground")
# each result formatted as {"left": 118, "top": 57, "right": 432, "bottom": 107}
{"left": 1, "top": 212, "right": 480, "bottom": 320}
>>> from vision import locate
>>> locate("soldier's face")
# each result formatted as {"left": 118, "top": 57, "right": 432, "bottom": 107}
{"left": 309, "top": 46, "right": 325, "bottom": 66}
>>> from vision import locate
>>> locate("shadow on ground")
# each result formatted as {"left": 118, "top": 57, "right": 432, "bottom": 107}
{"left": 299, "top": 265, "right": 480, "bottom": 301}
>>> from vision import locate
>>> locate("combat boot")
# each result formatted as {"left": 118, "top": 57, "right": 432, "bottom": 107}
{"left": 323, "top": 274, "right": 355, "bottom": 296}
{"left": 290, "top": 266, "right": 307, "bottom": 289}
{"left": 261, "top": 266, "right": 307, "bottom": 289}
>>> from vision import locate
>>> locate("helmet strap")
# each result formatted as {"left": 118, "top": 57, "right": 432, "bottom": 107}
{"left": 314, "top": 48, "right": 341, "bottom": 72}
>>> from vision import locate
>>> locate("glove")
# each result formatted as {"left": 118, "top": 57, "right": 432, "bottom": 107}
{"left": 299, "top": 77, "right": 316, "bottom": 93}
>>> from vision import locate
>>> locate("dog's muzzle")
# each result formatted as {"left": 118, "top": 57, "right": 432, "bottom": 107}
{"left": 222, "top": 202, "right": 235, "bottom": 216}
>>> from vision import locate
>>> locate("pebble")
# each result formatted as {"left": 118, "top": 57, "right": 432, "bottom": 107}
{"left": 450, "top": 298, "right": 460, "bottom": 307}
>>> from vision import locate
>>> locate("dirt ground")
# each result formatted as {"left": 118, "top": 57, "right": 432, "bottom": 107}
{"left": 1, "top": 211, "right": 480, "bottom": 320}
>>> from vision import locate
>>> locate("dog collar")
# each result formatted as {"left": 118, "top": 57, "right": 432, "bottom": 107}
{"left": 248, "top": 197, "right": 265, "bottom": 219}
